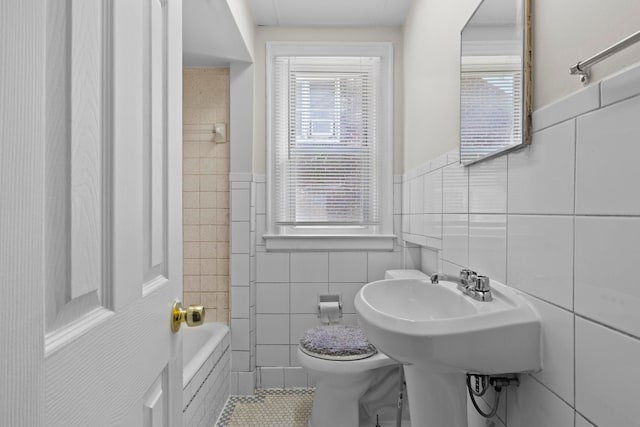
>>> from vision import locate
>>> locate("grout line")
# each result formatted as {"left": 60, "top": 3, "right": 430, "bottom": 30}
{"left": 572, "top": 116, "right": 578, "bottom": 422}
{"left": 574, "top": 313, "right": 640, "bottom": 342}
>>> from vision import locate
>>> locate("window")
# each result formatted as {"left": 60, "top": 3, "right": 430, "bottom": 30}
{"left": 265, "top": 43, "right": 394, "bottom": 250}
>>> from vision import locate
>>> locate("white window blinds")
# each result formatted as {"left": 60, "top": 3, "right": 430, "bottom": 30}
{"left": 272, "top": 56, "right": 381, "bottom": 227}
{"left": 460, "top": 69, "right": 522, "bottom": 164}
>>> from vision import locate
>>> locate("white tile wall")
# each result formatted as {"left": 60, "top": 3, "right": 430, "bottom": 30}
{"left": 526, "top": 295, "right": 574, "bottom": 405}
{"left": 468, "top": 214, "right": 507, "bottom": 284}
{"left": 507, "top": 215, "right": 574, "bottom": 310}
{"left": 443, "top": 163, "right": 469, "bottom": 213}
{"left": 575, "top": 318, "right": 640, "bottom": 427}
{"left": 575, "top": 95, "right": 640, "bottom": 215}
{"left": 256, "top": 345, "right": 290, "bottom": 367}
{"left": 255, "top": 282, "right": 289, "bottom": 314}
{"left": 507, "top": 376, "right": 574, "bottom": 427}
{"left": 442, "top": 214, "right": 468, "bottom": 267}
{"left": 260, "top": 367, "right": 285, "bottom": 388}
{"left": 183, "top": 338, "right": 229, "bottom": 427}
{"left": 507, "top": 120, "right": 575, "bottom": 215}
{"left": 290, "top": 283, "right": 329, "bottom": 314}
{"left": 328, "top": 252, "right": 367, "bottom": 282}
{"left": 575, "top": 216, "right": 640, "bottom": 337}
{"left": 256, "top": 252, "right": 290, "bottom": 282}
{"left": 401, "top": 64, "right": 640, "bottom": 427}
{"left": 367, "top": 251, "right": 403, "bottom": 282}
{"left": 469, "top": 156, "right": 507, "bottom": 214}
{"left": 290, "top": 252, "right": 329, "bottom": 283}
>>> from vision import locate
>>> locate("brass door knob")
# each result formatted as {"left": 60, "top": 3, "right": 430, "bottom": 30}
{"left": 171, "top": 301, "right": 205, "bottom": 333}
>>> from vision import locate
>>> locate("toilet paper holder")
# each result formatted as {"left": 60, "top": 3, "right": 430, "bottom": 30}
{"left": 317, "top": 294, "right": 342, "bottom": 320}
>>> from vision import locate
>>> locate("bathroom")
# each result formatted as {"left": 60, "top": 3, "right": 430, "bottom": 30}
{"left": 3, "top": 0, "right": 640, "bottom": 426}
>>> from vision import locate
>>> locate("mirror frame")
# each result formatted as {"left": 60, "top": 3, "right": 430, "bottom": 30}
{"left": 459, "top": 0, "right": 532, "bottom": 166}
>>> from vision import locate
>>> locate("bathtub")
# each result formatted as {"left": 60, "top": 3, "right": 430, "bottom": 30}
{"left": 182, "top": 322, "right": 230, "bottom": 427}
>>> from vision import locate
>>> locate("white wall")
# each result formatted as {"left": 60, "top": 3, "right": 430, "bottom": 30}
{"left": 403, "top": 0, "right": 640, "bottom": 171}
{"left": 403, "top": 0, "right": 480, "bottom": 171}
{"left": 252, "top": 26, "right": 404, "bottom": 175}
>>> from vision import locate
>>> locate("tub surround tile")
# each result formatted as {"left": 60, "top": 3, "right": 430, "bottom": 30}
{"left": 575, "top": 216, "right": 640, "bottom": 337}
{"left": 575, "top": 318, "right": 640, "bottom": 427}
{"left": 575, "top": 95, "right": 640, "bottom": 215}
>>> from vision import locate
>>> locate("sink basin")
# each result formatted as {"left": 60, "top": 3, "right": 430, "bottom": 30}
{"left": 355, "top": 278, "right": 541, "bottom": 427}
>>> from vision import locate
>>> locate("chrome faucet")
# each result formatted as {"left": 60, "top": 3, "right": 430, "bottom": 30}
{"left": 472, "top": 275, "right": 493, "bottom": 302}
{"left": 459, "top": 269, "right": 477, "bottom": 291}
{"left": 458, "top": 269, "right": 493, "bottom": 302}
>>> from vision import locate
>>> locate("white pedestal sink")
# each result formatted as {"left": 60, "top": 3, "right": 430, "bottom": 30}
{"left": 354, "top": 278, "right": 541, "bottom": 427}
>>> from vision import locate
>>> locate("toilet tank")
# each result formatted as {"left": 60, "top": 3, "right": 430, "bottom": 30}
{"left": 384, "top": 269, "right": 428, "bottom": 280}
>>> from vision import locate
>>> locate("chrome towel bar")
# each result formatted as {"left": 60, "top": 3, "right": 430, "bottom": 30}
{"left": 570, "top": 30, "right": 640, "bottom": 84}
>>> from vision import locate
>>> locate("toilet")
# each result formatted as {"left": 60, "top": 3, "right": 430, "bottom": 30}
{"left": 297, "top": 269, "right": 427, "bottom": 427}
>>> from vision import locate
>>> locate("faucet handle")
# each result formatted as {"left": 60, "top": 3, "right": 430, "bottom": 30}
{"left": 475, "top": 275, "right": 491, "bottom": 292}
{"left": 459, "top": 269, "right": 476, "bottom": 283}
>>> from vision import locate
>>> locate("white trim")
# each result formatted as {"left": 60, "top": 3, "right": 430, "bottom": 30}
{"left": 263, "top": 234, "right": 396, "bottom": 251}
{"left": 265, "top": 41, "right": 394, "bottom": 243}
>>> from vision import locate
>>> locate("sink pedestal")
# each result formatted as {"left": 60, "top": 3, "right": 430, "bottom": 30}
{"left": 403, "top": 365, "right": 467, "bottom": 427}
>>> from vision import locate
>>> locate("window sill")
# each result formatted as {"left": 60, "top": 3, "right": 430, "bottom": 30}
{"left": 263, "top": 234, "right": 397, "bottom": 251}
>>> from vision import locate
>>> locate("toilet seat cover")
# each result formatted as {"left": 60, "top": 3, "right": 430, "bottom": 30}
{"left": 300, "top": 325, "right": 377, "bottom": 361}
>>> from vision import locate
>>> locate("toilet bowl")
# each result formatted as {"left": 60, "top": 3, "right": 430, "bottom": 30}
{"left": 297, "top": 348, "right": 397, "bottom": 427}
{"left": 297, "top": 269, "right": 427, "bottom": 427}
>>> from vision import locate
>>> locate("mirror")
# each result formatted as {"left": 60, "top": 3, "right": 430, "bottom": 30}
{"left": 460, "top": 0, "right": 531, "bottom": 165}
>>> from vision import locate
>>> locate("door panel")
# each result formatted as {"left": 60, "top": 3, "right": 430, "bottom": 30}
{"left": 43, "top": 0, "right": 183, "bottom": 425}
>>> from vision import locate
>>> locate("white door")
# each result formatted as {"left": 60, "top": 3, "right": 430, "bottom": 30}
{"left": 1, "top": 0, "right": 185, "bottom": 425}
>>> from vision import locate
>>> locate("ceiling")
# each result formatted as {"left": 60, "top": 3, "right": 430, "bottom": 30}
{"left": 247, "top": 0, "right": 413, "bottom": 27}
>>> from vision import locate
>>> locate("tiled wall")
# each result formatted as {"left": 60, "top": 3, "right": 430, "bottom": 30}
{"left": 403, "top": 63, "right": 640, "bottom": 427}
{"left": 183, "top": 68, "right": 230, "bottom": 323}
{"left": 182, "top": 332, "right": 230, "bottom": 427}
{"left": 228, "top": 175, "right": 419, "bottom": 390}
